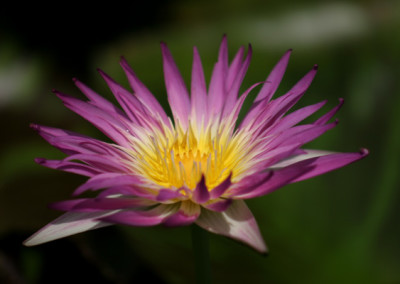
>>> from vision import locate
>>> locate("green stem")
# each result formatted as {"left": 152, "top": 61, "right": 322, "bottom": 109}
{"left": 191, "top": 225, "right": 212, "bottom": 284}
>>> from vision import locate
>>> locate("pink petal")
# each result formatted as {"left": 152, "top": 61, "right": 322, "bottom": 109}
{"left": 23, "top": 211, "right": 113, "bottom": 246}
{"left": 195, "top": 200, "right": 267, "bottom": 253}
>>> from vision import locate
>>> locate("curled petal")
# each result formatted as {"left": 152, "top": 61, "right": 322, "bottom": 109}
{"left": 164, "top": 201, "right": 201, "bottom": 226}
{"left": 196, "top": 200, "right": 267, "bottom": 254}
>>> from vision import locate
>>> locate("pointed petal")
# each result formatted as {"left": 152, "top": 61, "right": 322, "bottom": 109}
{"left": 256, "top": 49, "right": 292, "bottom": 103}
{"left": 23, "top": 211, "right": 113, "bottom": 246}
{"left": 196, "top": 200, "right": 267, "bottom": 253}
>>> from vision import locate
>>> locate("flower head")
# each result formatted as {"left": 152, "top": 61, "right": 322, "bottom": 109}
{"left": 24, "top": 36, "right": 367, "bottom": 253}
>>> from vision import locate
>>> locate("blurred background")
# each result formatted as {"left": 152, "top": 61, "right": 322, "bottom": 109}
{"left": 1, "top": 0, "right": 399, "bottom": 283}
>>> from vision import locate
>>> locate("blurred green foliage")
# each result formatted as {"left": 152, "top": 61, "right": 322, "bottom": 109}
{"left": 1, "top": 0, "right": 399, "bottom": 283}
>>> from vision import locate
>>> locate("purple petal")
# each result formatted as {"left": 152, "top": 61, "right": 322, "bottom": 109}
{"left": 54, "top": 90, "right": 132, "bottom": 147}
{"left": 73, "top": 173, "right": 142, "bottom": 195}
{"left": 161, "top": 42, "right": 190, "bottom": 129}
{"left": 73, "top": 78, "right": 124, "bottom": 115}
{"left": 192, "top": 175, "right": 210, "bottom": 204}
{"left": 35, "top": 158, "right": 101, "bottom": 177}
{"left": 202, "top": 198, "right": 233, "bottom": 212}
{"left": 98, "top": 69, "right": 146, "bottom": 124}
{"left": 242, "top": 65, "right": 318, "bottom": 131}
{"left": 65, "top": 153, "right": 129, "bottom": 172}
{"left": 100, "top": 204, "right": 179, "bottom": 226}
{"left": 256, "top": 49, "right": 292, "bottom": 103}
{"left": 195, "top": 200, "right": 267, "bottom": 253}
{"left": 314, "top": 98, "right": 344, "bottom": 125}
{"left": 268, "top": 100, "right": 327, "bottom": 134}
{"left": 50, "top": 197, "right": 155, "bottom": 212}
{"left": 23, "top": 211, "right": 113, "bottom": 246}
{"left": 240, "top": 49, "right": 292, "bottom": 127}
{"left": 163, "top": 201, "right": 201, "bottom": 226}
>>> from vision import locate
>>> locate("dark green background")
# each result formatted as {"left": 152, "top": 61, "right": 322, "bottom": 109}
{"left": 1, "top": 0, "right": 399, "bottom": 283}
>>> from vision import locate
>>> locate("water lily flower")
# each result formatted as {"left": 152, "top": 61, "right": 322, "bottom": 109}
{"left": 24, "top": 37, "right": 367, "bottom": 253}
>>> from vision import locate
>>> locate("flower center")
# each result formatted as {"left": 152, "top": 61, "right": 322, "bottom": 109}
{"left": 126, "top": 119, "right": 254, "bottom": 191}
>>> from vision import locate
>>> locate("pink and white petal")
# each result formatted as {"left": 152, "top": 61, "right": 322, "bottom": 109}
{"left": 163, "top": 201, "right": 201, "bottom": 227}
{"left": 288, "top": 148, "right": 369, "bottom": 183}
{"left": 270, "top": 149, "right": 335, "bottom": 169}
{"left": 100, "top": 204, "right": 179, "bottom": 226}
{"left": 23, "top": 211, "right": 114, "bottom": 246}
{"left": 191, "top": 46, "right": 208, "bottom": 124}
{"left": 160, "top": 42, "right": 190, "bottom": 129}
{"left": 195, "top": 200, "right": 267, "bottom": 253}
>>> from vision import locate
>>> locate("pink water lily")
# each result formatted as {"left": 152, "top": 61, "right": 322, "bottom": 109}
{"left": 24, "top": 36, "right": 367, "bottom": 253}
